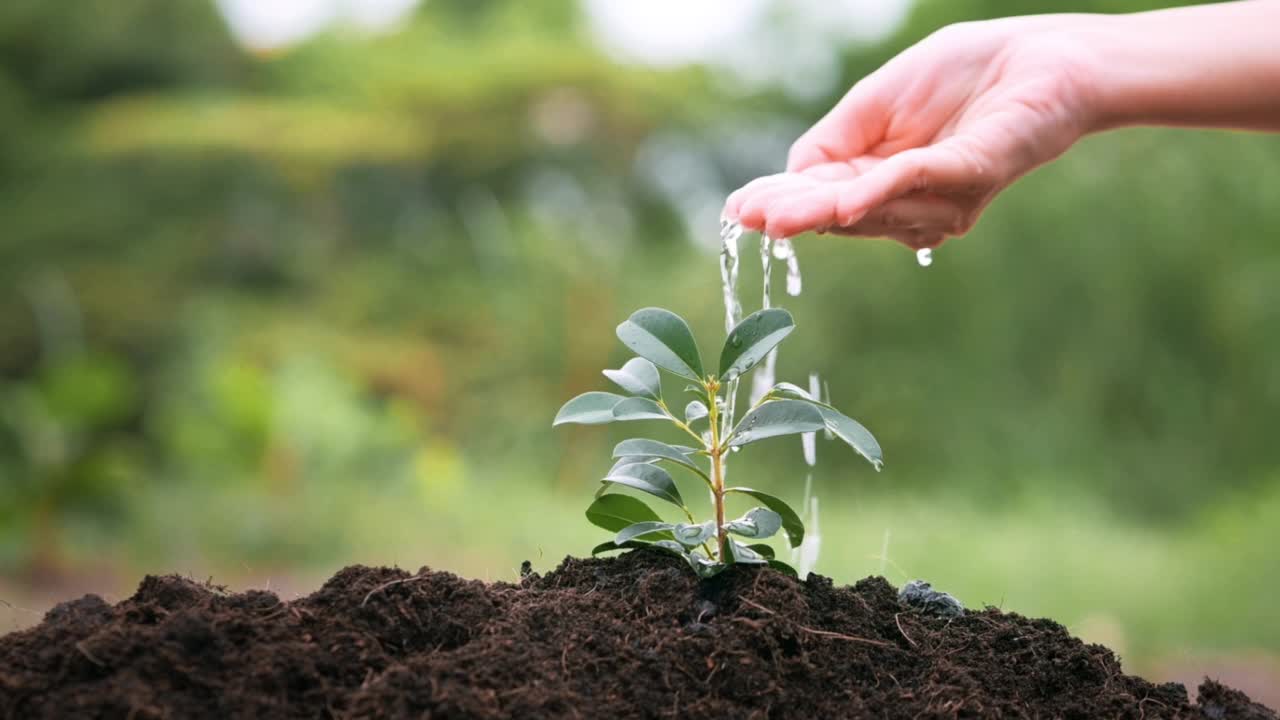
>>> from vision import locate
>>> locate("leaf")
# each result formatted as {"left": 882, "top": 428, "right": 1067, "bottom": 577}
{"left": 553, "top": 392, "right": 626, "bottom": 426}
{"left": 769, "top": 382, "right": 813, "bottom": 401}
{"left": 746, "top": 543, "right": 776, "bottom": 560}
{"left": 684, "top": 400, "right": 709, "bottom": 424}
{"left": 603, "top": 357, "right": 662, "bottom": 400}
{"left": 602, "top": 462, "right": 684, "bottom": 507}
{"left": 724, "top": 488, "right": 805, "bottom": 547}
{"left": 612, "top": 397, "right": 669, "bottom": 422}
{"left": 672, "top": 521, "right": 715, "bottom": 547}
{"left": 591, "top": 540, "right": 651, "bottom": 555}
{"left": 727, "top": 400, "right": 825, "bottom": 447}
{"left": 816, "top": 405, "right": 884, "bottom": 471}
{"left": 613, "top": 439, "right": 701, "bottom": 474}
{"left": 687, "top": 553, "right": 727, "bottom": 579}
{"left": 725, "top": 507, "right": 784, "bottom": 540}
{"left": 728, "top": 540, "right": 768, "bottom": 565}
{"left": 719, "top": 308, "right": 795, "bottom": 380}
{"left": 585, "top": 494, "right": 664, "bottom": 533}
{"left": 616, "top": 308, "right": 704, "bottom": 381}
{"left": 650, "top": 540, "right": 689, "bottom": 556}
{"left": 606, "top": 456, "right": 657, "bottom": 477}
{"left": 616, "top": 521, "right": 676, "bottom": 544}
{"left": 766, "top": 384, "right": 883, "bottom": 470}
{"left": 768, "top": 560, "right": 799, "bottom": 577}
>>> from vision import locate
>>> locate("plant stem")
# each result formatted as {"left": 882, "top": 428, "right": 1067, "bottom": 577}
{"left": 706, "top": 380, "right": 728, "bottom": 563}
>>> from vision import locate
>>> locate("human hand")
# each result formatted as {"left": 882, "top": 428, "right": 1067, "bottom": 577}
{"left": 723, "top": 17, "right": 1103, "bottom": 248}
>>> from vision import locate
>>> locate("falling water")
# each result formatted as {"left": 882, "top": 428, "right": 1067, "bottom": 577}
{"left": 719, "top": 220, "right": 745, "bottom": 451}
{"left": 772, "top": 237, "right": 803, "bottom": 296}
{"left": 749, "top": 234, "right": 778, "bottom": 405}
{"left": 801, "top": 372, "right": 819, "bottom": 467}
{"left": 718, "top": 220, "right": 744, "bottom": 333}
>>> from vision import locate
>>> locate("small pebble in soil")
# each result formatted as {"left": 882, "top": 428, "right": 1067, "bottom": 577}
{"left": 898, "top": 580, "right": 964, "bottom": 617}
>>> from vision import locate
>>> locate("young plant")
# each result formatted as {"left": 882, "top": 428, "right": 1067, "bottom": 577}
{"left": 553, "top": 307, "right": 883, "bottom": 577}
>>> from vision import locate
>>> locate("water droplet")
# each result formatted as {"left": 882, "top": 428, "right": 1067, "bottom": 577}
{"left": 731, "top": 445, "right": 742, "bottom": 453}
{"left": 729, "top": 335, "right": 742, "bottom": 348}
{"left": 916, "top": 248, "right": 933, "bottom": 267}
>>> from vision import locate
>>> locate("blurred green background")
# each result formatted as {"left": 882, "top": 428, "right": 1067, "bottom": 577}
{"left": 2, "top": 0, "right": 1278, "bottom": 701}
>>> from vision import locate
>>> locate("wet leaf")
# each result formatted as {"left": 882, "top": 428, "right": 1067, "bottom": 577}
{"left": 585, "top": 494, "right": 664, "bottom": 533}
{"left": 612, "top": 397, "right": 669, "bottom": 422}
{"left": 613, "top": 439, "right": 700, "bottom": 474}
{"left": 768, "top": 385, "right": 883, "bottom": 468}
{"left": 728, "top": 540, "right": 768, "bottom": 565}
{"left": 602, "top": 462, "right": 684, "bottom": 507}
{"left": 673, "top": 521, "right": 715, "bottom": 547}
{"left": 769, "top": 382, "right": 813, "bottom": 401}
{"left": 590, "top": 540, "right": 650, "bottom": 555}
{"left": 603, "top": 357, "right": 662, "bottom": 400}
{"left": 727, "top": 400, "right": 825, "bottom": 447}
{"left": 725, "top": 507, "right": 783, "bottom": 540}
{"left": 606, "top": 456, "right": 658, "bottom": 477}
{"left": 553, "top": 391, "right": 625, "bottom": 426}
{"left": 817, "top": 405, "right": 884, "bottom": 470}
{"left": 719, "top": 308, "right": 795, "bottom": 380}
{"left": 746, "top": 543, "right": 776, "bottom": 560}
{"left": 768, "top": 560, "right": 799, "bottom": 577}
{"left": 684, "top": 400, "right": 709, "bottom": 424}
{"left": 616, "top": 307, "right": 704, "bottom": 381}
{"left": 616, "top": 521, "right": 676, "bottom": 544}
{"left": 724, "top": 487, "right": 805, "bottom": 547}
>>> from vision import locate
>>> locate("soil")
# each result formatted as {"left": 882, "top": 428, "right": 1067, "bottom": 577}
{"left": 0, "top": 549, "right": 1274, "bottom": 719}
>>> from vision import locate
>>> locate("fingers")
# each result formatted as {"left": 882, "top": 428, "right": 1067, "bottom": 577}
{"left": 831, "top": 141, "right": 988, "bottom": 227}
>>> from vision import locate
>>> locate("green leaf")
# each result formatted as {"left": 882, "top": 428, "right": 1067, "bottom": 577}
{"left": 688, "top": 553, "right": 727, "bottom": 579}
{"left": 606, "top": 456, "right": 657, "bottom": 477}
{"left": 553, "top": 392, "right": 626, "bottom": 426}
{"left": 764, "top": 385, "right": 884, "bottom": 470}
{"left": 728, "top": 540, "right": 768, "bottom": 565}
{"left": 816, "top": 405, "right": 884, "bottom": 471}
{"left": 719, "top": 308, "right": 795, "bottom": 380}
{"left": 684, "top": 400, "right": 709, "bottom": 424}
{"left": 602, "top": 462, "right": 684, "bottom": 507}
{"left": 612, "top": 397, "right": 669, "bottom": 422}
{"left": 616, "top": 308, "right": 704, "bottom": 381}
{"left": 769, "top": 382, "right": 813, "bottom": 401}
{"left": 724, "top": 487, "right": 805, "bottom": 547}
{"left": 727, "top": 400, "right": 825, "bottom": 447}
{"left": 725, "top": 507, "right": 783, "bottom": 540}
{"left": 591, "top": 540, "right": 686, "bottom": 558}
{"left": 768, "top": 560, "right": 799, "bottom": 577}
{"left": 746, "top": 543, "right": 776, "bottom": 560}
{"left": 603, "top": 357, "right": 662, "bottom": 400}
{"left": 672, "top": 521, "right": 715, "bottom": 547}
{"left": 613, "top": 439, "right": 701, "bottom": 474}
{"left": 616, "top": 521, "right": 676, "bottom": 544}
{"left": 585, "top": 494, "right": 664, "bottom": 533}
{"left": 591, "top": 540, "right": 651, "bottom": 555}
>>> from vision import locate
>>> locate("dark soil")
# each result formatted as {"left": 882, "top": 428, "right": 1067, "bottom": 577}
{"left": 0, "top": 550, "right": 1273, "bottom": 719}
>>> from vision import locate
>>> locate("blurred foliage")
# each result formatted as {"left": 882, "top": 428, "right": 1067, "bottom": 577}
{"left": 0, "top": 0, "right": 1277, "bottom": 649}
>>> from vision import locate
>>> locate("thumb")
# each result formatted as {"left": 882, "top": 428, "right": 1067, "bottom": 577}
{"left": 786, "top": 78, "right": 887, "bottom": 172}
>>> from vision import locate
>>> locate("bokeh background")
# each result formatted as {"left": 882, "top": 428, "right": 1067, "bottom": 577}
{"left": 2, "top": 0, "right": 1278, "bottom": 703}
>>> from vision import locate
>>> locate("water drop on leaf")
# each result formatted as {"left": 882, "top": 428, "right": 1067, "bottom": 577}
{"left": 916, "top": 248, "right": 933, "bottom": 267}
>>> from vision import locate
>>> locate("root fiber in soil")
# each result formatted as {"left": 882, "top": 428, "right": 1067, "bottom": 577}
{"left": 0, "top": 549, "right": 1273, "bottom": 719}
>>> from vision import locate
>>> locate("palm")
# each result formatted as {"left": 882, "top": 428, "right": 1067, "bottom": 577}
{"left": 726, "top": 26, "right": 1094, "bottom": 245}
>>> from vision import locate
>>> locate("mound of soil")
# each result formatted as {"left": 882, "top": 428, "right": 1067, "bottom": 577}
{"left": 0, "top": 550, "right": 1273, "bottom": 719}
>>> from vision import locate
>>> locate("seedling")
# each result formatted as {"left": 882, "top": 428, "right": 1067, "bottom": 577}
{"left": 554, "top": 306, "right": 883, "bottom": 578}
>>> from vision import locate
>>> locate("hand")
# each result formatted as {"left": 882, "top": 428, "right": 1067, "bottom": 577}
{"left": 724, "top": 18, "right": 1102, "bottom": 248}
